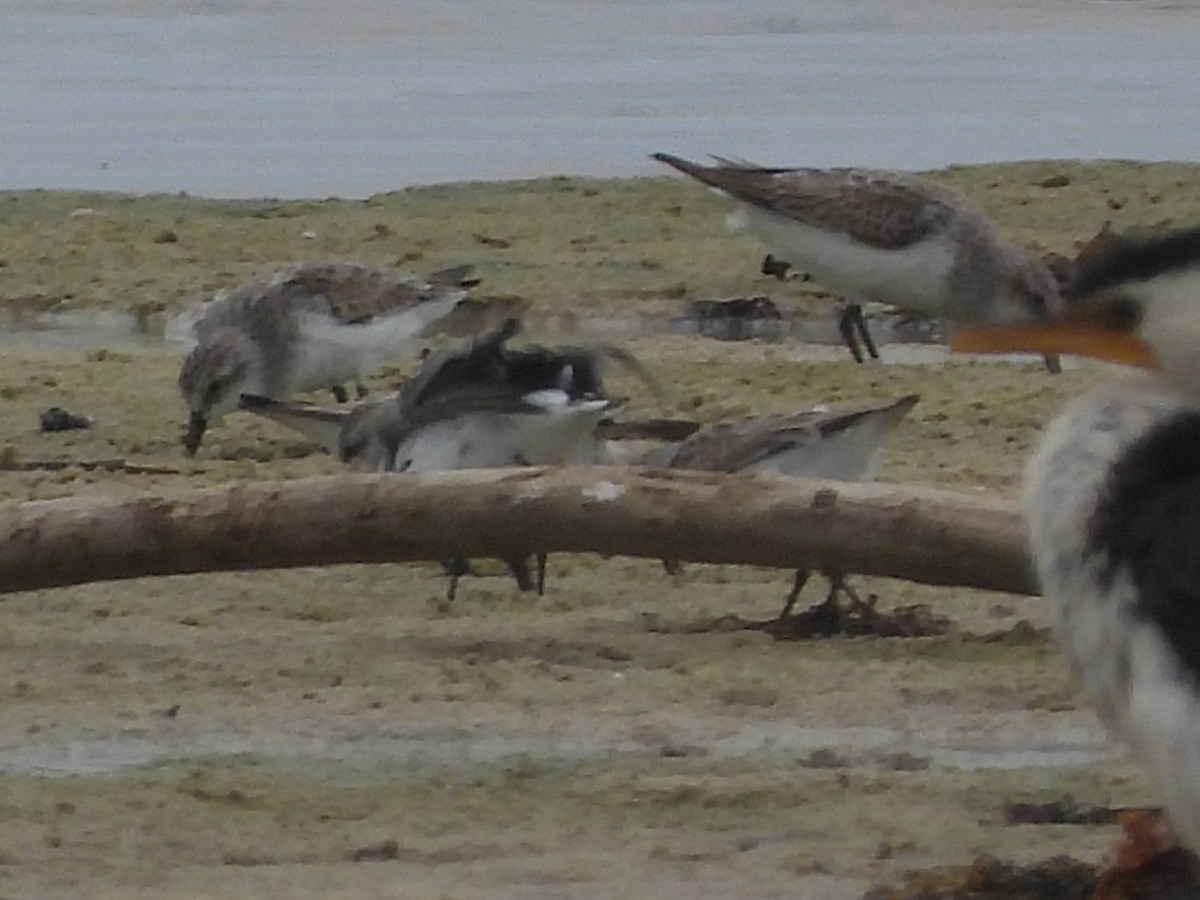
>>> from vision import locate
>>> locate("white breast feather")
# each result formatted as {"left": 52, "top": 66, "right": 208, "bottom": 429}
{"left": 290, "top": 293, "right": 462, "bottom": 391}
{"left": 736, "top": 205, "right": 955, "bottom": 311}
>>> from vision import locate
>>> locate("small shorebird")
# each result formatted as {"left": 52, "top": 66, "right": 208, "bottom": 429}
{"left": 652, "top": 152, "right": 1062, "bottom": 366}
{"left": 640, "top": 394, "right": 919, "bottom": 625}
{"left": 177, "top": 260, "right": 476, "bottom": 455}
{"left": 243, "top": 318, "right": 660, "bottom": 597}
{"left": 952, "top": 225, "right": 1200, "bottom": 860}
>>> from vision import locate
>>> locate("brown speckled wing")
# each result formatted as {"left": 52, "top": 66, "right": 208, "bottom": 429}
{"left": 653, "top": 153, "right": 954, "bottom": 250}
{"left": 759, "top": 169, "right": 955, "bottom": 249}
{"left": 286, "top": 262, "right": 472, "bottom": 324}
{"left": 667, "top": 412, "right": 825, "bottom": 472}
{"left": 664, "top": 397, "right": 917, "bottom": 474}
{"left": 198, "top": 261, "right": 473, "bottom": 333}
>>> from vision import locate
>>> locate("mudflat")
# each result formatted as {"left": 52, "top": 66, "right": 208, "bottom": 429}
{"left": 0, "top": 159, "right": 1192, "bottom": 898}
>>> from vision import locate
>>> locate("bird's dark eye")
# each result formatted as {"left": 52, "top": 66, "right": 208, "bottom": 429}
{"left": 1106, "top": 294, "right": 1143, "bottom": 330}
{"left": 1018, "top": 282, "right": 1050, "bottom": 316}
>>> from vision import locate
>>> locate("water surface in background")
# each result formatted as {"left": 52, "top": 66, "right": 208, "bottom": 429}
{"left": 4, "top": 0, "right": 1200, "bottom": 198}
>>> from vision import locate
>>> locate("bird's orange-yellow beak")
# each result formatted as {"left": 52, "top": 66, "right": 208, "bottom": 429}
{"left": 950, "top": 302, "right": 1157, "bottom": 369}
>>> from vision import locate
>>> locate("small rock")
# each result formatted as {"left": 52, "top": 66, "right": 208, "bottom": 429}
{"left": 659, "top": 743, "right": 709, "bottom": 759}
{"left": 680, "top": 296, "right": 787, "bottom": 342}
{"left": 348, "top": 840, "right": 400, "bottom": 862}
{"left": 761, "top": 253, "right": 792, "bottom": 280}
{"left": 800, "top": 747, "right": 849, "bottom": 769}
{"left": 1036, "top": 174, "right": 1071, "bottom": 189}
{"left": 880, "top": 751, "right": 931, "bottom": 772}
{"left": 39, "top": 407, "right": 91, "bottom": 432}
{"left": 472, "top": 232, "right": 511, "bottom": 249}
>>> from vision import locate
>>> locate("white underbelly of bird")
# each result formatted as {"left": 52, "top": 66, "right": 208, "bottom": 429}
{"left": 290, "top": 297, "right": 461, "bottom": 393}
{"left": 733, "top": 205, "right": 956, "bottom": 313}
{"left": 737, "top": 418, "right": 897, "bottom": 481}
{"left": 1026, "top": 381, "right": 1200, "bottom": 853}
{"left": 395, "top": 399, "right": 610, "bottom": 472}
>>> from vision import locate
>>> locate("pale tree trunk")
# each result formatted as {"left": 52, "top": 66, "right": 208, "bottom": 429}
{"left": 0, "top": 466, "right": 1035, "bottom": 596}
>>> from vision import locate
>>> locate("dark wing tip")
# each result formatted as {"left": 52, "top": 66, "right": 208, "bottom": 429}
{"left": 596, "top": 417, "right": 701, "bottom": 442}
{"left": 428, "top": 264, "right": 480, "bottom": 289}
{"left": 650, "top": 151, "right": 687, "bottom": 166}
{"left": 650, "top": 152, "right": 714, "bottom": 182}
{"left": 237, "top": 393, "right": 278, "bottom": 411}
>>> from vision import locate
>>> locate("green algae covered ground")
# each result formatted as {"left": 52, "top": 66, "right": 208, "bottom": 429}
{"left": 0, "top": 159, "right": 1197, "bottom": 898}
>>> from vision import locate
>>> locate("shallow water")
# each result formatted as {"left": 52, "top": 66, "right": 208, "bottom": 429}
{"left": 5, "top": 0, "right": 1200, "bottom": 197}
{"left": 0, "top": 718, "right": 1109, "bottom": 778}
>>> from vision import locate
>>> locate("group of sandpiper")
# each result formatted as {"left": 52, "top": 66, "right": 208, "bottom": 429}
{"left": 172, "top": 150, "right": 1200, "bottom": 871}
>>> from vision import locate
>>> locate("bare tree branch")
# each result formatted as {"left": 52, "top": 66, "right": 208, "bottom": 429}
{"left": 0, "top": 466, "right": 1035, "bottom": 596}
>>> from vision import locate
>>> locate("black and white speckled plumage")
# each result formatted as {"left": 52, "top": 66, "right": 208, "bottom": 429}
{"left": 1026, "top": 379, "right": 1200, "bottom": 851}
{"left": 1018, "top": 227, "right": 1200, "bottom": 854}
{"left": 240, "top": 319, "right": 654, "bottom": 597}
{"left": 242, "top": 318, "right": 624, "bottom": 474}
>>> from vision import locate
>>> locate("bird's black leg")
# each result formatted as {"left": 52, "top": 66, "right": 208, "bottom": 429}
{"left": 507, "top": 557, "right": 537, "bottom": 592}
{"left": 807, "top": 579, "right": 846, "bottom": 636}
{"left": 849, "top": 303, "right": 880, "bottom": 361}
{"left": 535, "top": 553, "right": 548, "bottom": 596}
{"left": 778, "top": 568, "right": 812, "bottom": 621}
{"left": 442, "top": 558, "right": 473, "bottom": 600}
{"left": 829, "top": 574, "right": 873, "bottom": 619}
{"left": 1042, "top": 353, "right": 1062, "bottom": 375}
{"left": 837, "top": 303, "right": 866, "bottom": 363}
{"left": 662, "top": 558, "right": 683, "bottom": 576}
{"left": 442, "top": 558, "right": 478, "bottom": 578}
{"left": 331, "top": 384, "right": 350, "bottom": 404}
{"left": 821, "top": 574, "right": 878, "bottom": 636}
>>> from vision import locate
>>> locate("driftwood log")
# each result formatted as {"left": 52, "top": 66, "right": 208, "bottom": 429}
{"left": 0, "top": 466, "right": 1035, "bottom": 596}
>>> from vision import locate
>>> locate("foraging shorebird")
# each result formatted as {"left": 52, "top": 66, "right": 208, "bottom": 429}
{"left": 177, "top": 260, "right": 476, "bottom": 455}
{"left": 952, "top": 225, "right": 1200, "bottom": 858}
{"left": 242, "top": 318, "right": 660, "bottom": 597}
{"left": 640, "top": 394, "right": 919, "bottom": 624}
{"left": 651, "top": 152, "right": 1062, "bottom": 367}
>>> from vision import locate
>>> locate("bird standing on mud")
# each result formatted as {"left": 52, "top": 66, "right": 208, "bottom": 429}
{"left": 176, "top": 260, "right": 476, "bottom": 455}
{"left": 640, "top": 395, "right": 918, "bottom": 629}
{"left": 952, "top": 225, "right": 1200, "bottom": 861}
{"left": 652, "top": 152, "right": 1062, "bottom": 367}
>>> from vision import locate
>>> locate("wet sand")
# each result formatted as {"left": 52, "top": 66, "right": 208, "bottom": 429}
{"left": 0, "top": 160, "right": 1194, "bottom": 897}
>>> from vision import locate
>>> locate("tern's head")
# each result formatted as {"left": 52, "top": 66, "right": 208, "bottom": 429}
{"left": 177, "top": 329, "right": 259, "bottom": 455}
{"left": 953, "top": 226, "right": 1200, "bottom": 391}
